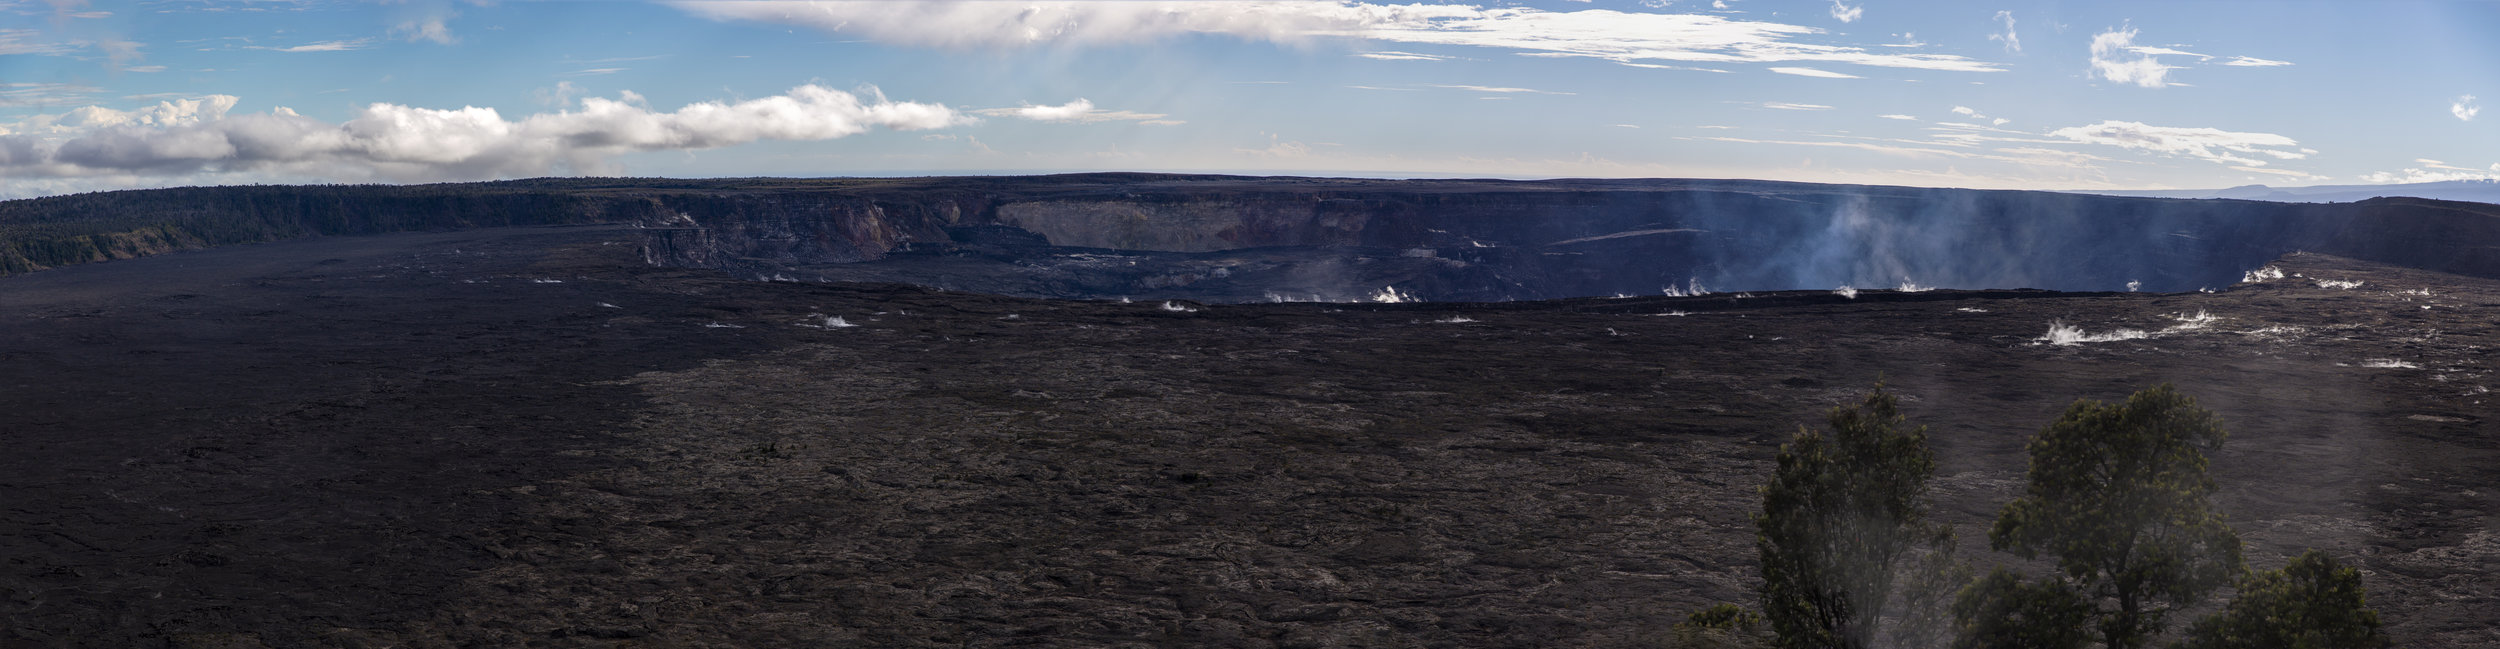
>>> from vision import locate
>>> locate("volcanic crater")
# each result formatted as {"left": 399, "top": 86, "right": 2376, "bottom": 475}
{"left": 0, "top": 176, "right": 2494, "bottom": 648}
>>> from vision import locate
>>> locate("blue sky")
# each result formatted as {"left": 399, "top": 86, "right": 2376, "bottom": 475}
{"left": 2, "top": 0, "right": 2495, "bottom": 196}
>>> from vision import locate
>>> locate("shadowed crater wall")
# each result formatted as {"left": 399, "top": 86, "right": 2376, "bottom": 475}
{"left": 7, "top": 174, "right": 2500, "bottom": 302}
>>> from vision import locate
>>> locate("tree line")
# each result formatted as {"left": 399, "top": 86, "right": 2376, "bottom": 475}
{"left": 1675, "top": 384, "right": 2389, "bottom": 649}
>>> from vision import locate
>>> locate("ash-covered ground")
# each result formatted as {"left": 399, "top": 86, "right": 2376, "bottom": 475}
{"left": 0, "top": 226, "right": 2491, "bottom": 648}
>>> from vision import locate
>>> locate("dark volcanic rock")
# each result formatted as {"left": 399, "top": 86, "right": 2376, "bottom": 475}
{"left": 0, "top": 227, "right": 2493, "bottom": 648}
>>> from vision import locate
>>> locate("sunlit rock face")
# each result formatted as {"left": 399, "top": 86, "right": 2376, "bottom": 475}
{"left": 626, "top": 175, "right": 2500, "bottom": 302}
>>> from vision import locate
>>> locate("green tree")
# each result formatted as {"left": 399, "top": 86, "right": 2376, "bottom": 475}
{"left": 2174, "top": 550, "right": 2390, "bottom": 649}
{"left": 1950, "top": 568, "right": 2096, "bottom": 649}
{"left": 1989, "top": 384, "right": 2244, "bottom": 649}
{"left": 1756, "top": 385, "right": 1952, "bottom": 649}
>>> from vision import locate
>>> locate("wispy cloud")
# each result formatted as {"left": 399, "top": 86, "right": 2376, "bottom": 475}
{"left": 1620, "top": 62, "right": 1733, "bottom": 73}
{"left": 1762, "top": 101, "right": 1832, "bottom": 110}
{"left": 2125, "top": 45, "right": 2208, "bottom": 60}
{"left": 1878, "top": 114, "right": 1917, "bottom": 121}
{"left": 2220, "top": 56, "right": 2289, "bottom": 67}
{"left": 1924, "top": 122, "right": 2066, "bottom": 146}
{"left": 667, "top": 2, "right": 2004, "bottom": 74}
{"left": 973, "top": 98, "right": 1171, "bottom": 123}
{"left": 1355, "top": 50, "right": 1448, "bottom": 61}
{"left": 392, "top": 15, "right": 458, "bottom": 45}
{"left": 0, "top": 82, "right": 103, "bottom": 106}
{"left": 1429, "top": 84, "right": 1573, "bottom": 95}
{"left": 251, "top": 38, "right": 375, "bottom": 53}
{"left": 1988, "top": 10, "right": 2018, "bottom": 53}
{"left": 1948, "top": 105, "right": 2006, "bottom": 126}
{"left": 1827, "top": 0, "right": 1861, "bottom": 23}
{"left": 1686, "top": 135, "right": 2109, "bottom": 169}
{"left": 0, "top": 85, "right": 966, "bottom": 181}
{"left": 2048, "top": 120, "right": 2306, "bottom": 167}
{"left": 0, "top": 28, "right": 79, "bottom": 56}
{"left": 1769, "top": 66, "right": 1859, "bottom": 79}
{"left": 2453, "top": 95, "right": 2481, "bottom": 122}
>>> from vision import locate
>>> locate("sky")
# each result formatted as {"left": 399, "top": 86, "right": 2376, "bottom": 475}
{"left": 1, "top": 0, "right": 2496, "bottom": 197}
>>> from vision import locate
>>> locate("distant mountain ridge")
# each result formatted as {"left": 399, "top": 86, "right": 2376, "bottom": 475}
{"left": 2079, "top": 179, "right": 2500, "bottom": 205}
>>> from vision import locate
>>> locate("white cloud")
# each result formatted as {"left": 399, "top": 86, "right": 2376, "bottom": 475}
{"left": 668, "top": 1, "right": 1476, "bottom": 48}
{"left": 1620, "top": 62, "right": 1733, "bottom": 73}
{"left": 1987, "top": 10, "right": 2018, "bottom": 53}
{"left": 2221, "top": 56, "right": 2289, "bottom": 67}
{"left": 1355, "top": 50, "right": 1448, "bottom": 61}
{"left": 1769, "top": 66, "right": 1860, "bottom": 78}
{"left": 0, "top": 85, "right": 966, "bottom": 181}
{"left": 2124, "top": 45, "right": 2208, "bottom": 60}
{"left": 1762, "top": 102, "right": 1832, "bottom": 110}
{"left": 1430, "top": 84, "right": 1573, "bottom": 95}
{"left": 1947, "top": 105, "right": 2006, "bottom": 126}
{"left": 253, "top": 38, "right": 375, "bottom": 53}
{"left": 2453, "top": 95, "right": 2480, "bottom": 122}
{"left": 973, "top": 98, "right": 1172, "bottom": 122}
{"left": 1878, "top": 114, "right": 1917, "bottom": 120}
{"left": 668, "top": 2, "right": 2004, "bottom": 74}
{"left": 1827, "top": 0, "right": 1861, "bottom": 23}
{"left": 2048, "top": 120, "right": 2306, "bottom": 167}
{"left": 2088, "top": 27, "right": 2174, "bottom": 88}
{"left": 989, "top": 99, "right": 1095, "bottom": 121}
{"left": 1, "top": 96, "right": 242, "bottom": 136}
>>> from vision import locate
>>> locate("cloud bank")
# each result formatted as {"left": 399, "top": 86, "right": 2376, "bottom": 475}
{"left": 2048, "top": 120, "right": 2306, "bottom": 167}
{"left": 667, "top": 1, "right": 2003, "bottom": 73}
{"left": 2361, "top": 159, "right": 2500, "bottom": 184}
{"left": 0, "top": 85, "right": 964, "bottom": 181}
